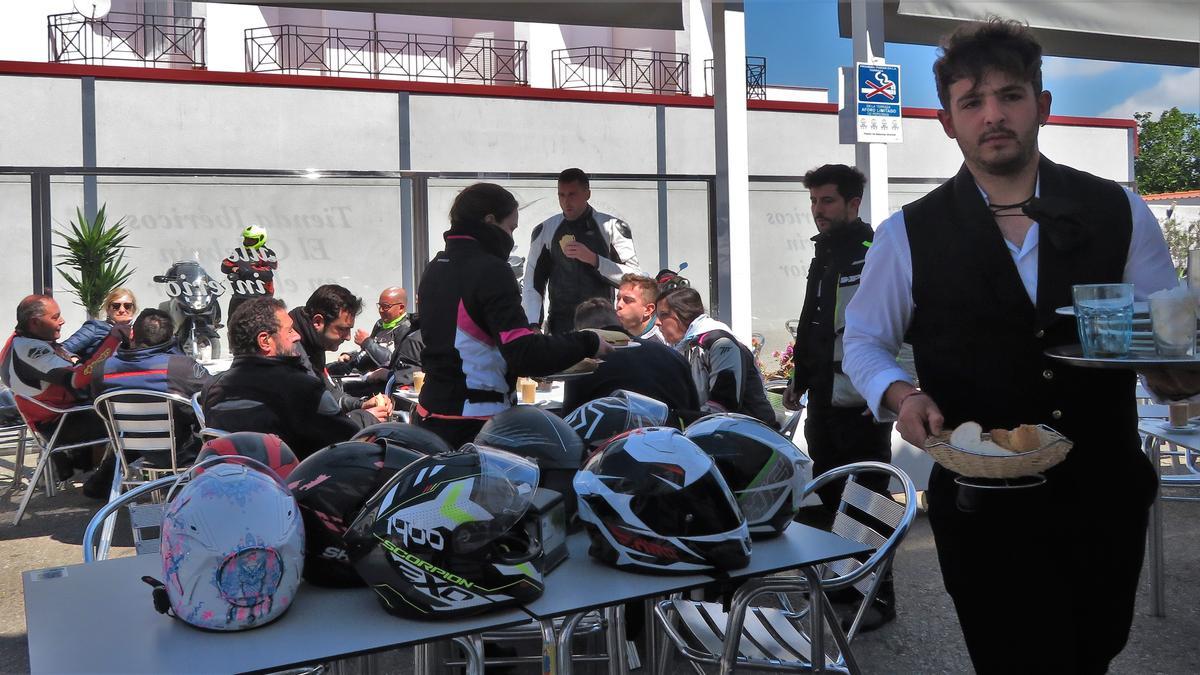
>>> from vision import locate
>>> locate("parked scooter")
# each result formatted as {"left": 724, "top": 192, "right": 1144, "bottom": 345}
{"left": 153, "top": 260, "right": 224, "bottom": 360}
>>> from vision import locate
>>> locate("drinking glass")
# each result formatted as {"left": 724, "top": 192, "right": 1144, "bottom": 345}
{"left": 1072, "top": 283, "right": 1134, "bottom": 357}
{"left": 1150, "top": 290, "right": 1197, "bottom": 356}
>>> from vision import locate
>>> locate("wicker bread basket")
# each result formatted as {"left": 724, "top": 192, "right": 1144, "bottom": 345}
{"left": 923, "top": 425, "right": 1073, "bottom": 478}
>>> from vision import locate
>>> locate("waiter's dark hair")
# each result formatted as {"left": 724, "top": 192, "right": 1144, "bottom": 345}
{"left": 658, "top": 288, "right": 706, "bottom": 327}
{"left": 558, "top": 167, "right": 590, "bottom": 189}
{"left": 449, "top": 183, "right": 518, "bottom": 228}
{"left": 934, "top": 17, "right": 1043, "bottom": 110}
{"left": 803, "top": 164, "right": 866, "bottom": 202}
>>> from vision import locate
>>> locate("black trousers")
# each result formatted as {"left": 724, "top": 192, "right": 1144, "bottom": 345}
{"left": 413, "top": 412, "right": 486, "bottom": 450}
{"left": 926, "top": 458, "right": 1155, "bottom": 674}
{"left": 803, "top": 404, "right": 893, "bottom": 509}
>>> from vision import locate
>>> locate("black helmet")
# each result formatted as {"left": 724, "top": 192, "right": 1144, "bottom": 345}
{"left": 563, "top": 390, "right": 669, "bottom": 448}
{"left": 573, "top": 427, "right": 751, "bottom": 574}
{"left": 684, "top": 413, "right": 811, "bottom": 538}
{"left": 351, "top": 422, "right": 454, "bottom": 455}
{"left": 346, "top": 444, "right": 544, "bottom": 619}
{"left": 475, "top": 406, "right": 585, "bottom": 520}
{"left": 287, "top": 440, "right": 427, "bottom": 587}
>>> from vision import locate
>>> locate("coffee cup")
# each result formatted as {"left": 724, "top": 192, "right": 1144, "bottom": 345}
{"left": 519, "top": 377, "right": 537, "bottom": 404}
{"left": 412, "top": 371, "right": 425, "bottom": 393}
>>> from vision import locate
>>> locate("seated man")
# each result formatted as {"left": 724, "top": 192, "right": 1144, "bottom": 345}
{"left": 561, "top": 298, "right": 699, "bottom": 418}
{"left": 0, "top": 295, "right": 123, "bottom": 493}
{"left": 92, "top": 309, "right": 212, "bottom": 471}
{"left": 614, "top": 273, "right": 668, "bottom": 344}
{"left": 290, "top": 284, "right": 391, "bottom": 421}
{"left": 329, "top": 286, "right": 424, "bottom": 395}
{"left": 202, "top": 297, "right": 377, "bottom": 459}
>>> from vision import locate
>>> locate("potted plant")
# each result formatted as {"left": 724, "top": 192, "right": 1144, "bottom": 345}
{"left": 54, "top": 204, "right": 135, "bottom": 318}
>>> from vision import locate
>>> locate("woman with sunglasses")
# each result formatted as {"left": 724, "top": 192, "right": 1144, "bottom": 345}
{"left": 62, "top": 288, "right": 137, "bottom": 359}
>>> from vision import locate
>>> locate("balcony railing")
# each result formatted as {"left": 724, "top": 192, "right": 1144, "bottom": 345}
{"left": 553, "top": 47, "right": 689, "bottom": 95}
{"left": 704, "top": 56, "right": 768, "bottom": 99}
{"left": 245, "top": 25, "right": 528, "bottom": 86}
{"left": 48, "top": 11, "right": 206, "bottom": 68}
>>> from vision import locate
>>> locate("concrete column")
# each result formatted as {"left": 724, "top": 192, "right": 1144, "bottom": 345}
{"left": 712, "top": 1, "right": 751, "bottom": 341}
{"left": 851, "top": 0, "right": 891, "bottom": 226}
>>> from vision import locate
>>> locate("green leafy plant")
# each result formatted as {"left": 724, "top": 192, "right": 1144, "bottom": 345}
{"left": 54, "top": 204, "right": 135, "bottom": 318}
{"left": 1161, "top": 216, "right": 1200, "bottom": 277}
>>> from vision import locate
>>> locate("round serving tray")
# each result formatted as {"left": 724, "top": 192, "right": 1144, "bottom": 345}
{"left": 1045, "top": 344, "right": 1200, "bottom": 370}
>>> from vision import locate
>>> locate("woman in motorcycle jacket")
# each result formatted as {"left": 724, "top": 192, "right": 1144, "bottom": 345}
{"left": 416, "top": 183, "right": 611, "bottom": 448}
{"left": 656, "top": 287, "right": 779, "bottom": 428}
{"left": 62, "top": 288, "right": 136, "bottom": 360}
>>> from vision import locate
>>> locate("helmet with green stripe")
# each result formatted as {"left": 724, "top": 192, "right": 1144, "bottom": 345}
{"left": 684, "top": 413, "right": 811, "bottom": 538}
{"left": 345, "top": 444, "right": 544, "bottom": 618}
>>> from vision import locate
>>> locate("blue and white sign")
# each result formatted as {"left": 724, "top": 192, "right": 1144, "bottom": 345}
{"left": 856, "top": 62, "right": 903, "bottom": 143}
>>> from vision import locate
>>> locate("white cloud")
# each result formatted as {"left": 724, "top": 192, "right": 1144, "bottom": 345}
{"left": 1100, "top": 69, "right": 1200, "bottom": 119}
{"left": 1043, "top": 57, "right": 1120, "bottom": 79}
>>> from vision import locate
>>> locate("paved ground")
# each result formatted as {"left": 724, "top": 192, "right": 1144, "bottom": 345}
{"left": 1, "top": 455, "right": 1197, "bottom": 674}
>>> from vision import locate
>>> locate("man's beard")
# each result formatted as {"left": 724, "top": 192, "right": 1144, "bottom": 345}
{"left": 968, "top": 129, "right": 1037, "bottom": 176}
{"left": 273, "top": 338, "right": 296, "bottom": 357}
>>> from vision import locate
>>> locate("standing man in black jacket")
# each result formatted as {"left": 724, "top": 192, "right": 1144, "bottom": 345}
{"left": 783, "top": 164, "right": 897, "bottom": 631}
{"left": 290, "top": 284, "right": 391, "bottom": 422}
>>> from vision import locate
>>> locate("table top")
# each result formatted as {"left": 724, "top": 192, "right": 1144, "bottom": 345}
{"left": 396, "top": 381, "right": 565, "bottom": 409}
{"left": 23, "top": 555, "right": 530, "bottom": 675}
{"left": 1138, "top": 419, "right": 1200, "bottom": 451}
{"left": 522, "top": 524, "right": 869, "bottom": 620}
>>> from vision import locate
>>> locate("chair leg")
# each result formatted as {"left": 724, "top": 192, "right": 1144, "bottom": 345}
{"left": 13, "top": 446, "right": 52, "bottom": 526}
{"left": 97, "top": 461, "right": 125, "bottom": 560}
{"left": 9, "top": 429, "right": 27, "bottom": 493}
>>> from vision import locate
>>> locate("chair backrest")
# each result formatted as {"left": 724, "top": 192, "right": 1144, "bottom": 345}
{"left": 801, "top": 461, "right": 917, "bottom": 595}
{"left": 82, "top": 474, "right": 179, "bottom": 562}
{"left": 93, "top": 389, "right": 193, "bottom": 474}
{"left": 190, "top": 391, "right": 206, "bottom": 427}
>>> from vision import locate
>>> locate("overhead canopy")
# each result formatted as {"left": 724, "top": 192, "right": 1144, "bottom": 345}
{"left": 839, "top": 0, "right": 1199, "bottom": 68}
{"left": 204, "top": 0, "right": 684, "bottom": 30}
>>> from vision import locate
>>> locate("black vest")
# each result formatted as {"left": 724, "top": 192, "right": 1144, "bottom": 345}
{"left": 905, "top": 157, "right": 1149, "bottom": 497}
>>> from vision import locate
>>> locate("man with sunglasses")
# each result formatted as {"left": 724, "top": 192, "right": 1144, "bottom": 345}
{"left": 329, "top": 287, "right": 422, "bottom": 389}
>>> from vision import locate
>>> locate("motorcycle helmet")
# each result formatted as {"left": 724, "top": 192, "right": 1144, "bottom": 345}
{"left": 574, "top": 427, "right": 751, "bottom": 573}
{"left": 196, "top": 432, "right": 299, "bottom": 480}
{"left": 241, "top": 224, "right": 268, "bottom": 249}
{"left": 475, "top": 406, "right": 585, "bottom": 520}
{"left": 563, "top": 390, "right": 669, "bottom": 448}
{"left": 684, "top": 413, "right": 811, "bottom": 538}
{"left": 351, "top": 422, "right": 454, "bottom": 456}
{"left": 149, "top": 456, "right": 304, "bottom": 631}
{"left": 345, "top": 444, "right": 544, "bottom": 619}
{"left": 288, "top": 439, "right": 429, "bottom": 587}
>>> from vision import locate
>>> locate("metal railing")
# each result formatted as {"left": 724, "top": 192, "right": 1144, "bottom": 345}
{"left": 704, "top": 56, "right": 767, "bottom": 99}
{"left": 245, "top": 25, "right": 527, "bottom": 85}
{"left": 48, "top": 11, "right": 206, "bottom": 68}
{"left": 552, "top": 46, "right": 689, "bottom": 95}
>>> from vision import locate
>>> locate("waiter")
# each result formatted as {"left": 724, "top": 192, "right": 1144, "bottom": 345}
{"left": 843, "top": 18, "right": 1181, "bottom": 673}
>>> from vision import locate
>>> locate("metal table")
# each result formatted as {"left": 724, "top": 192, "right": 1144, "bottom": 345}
{"left": 23, "top": 555, "right": 530, "bottom": 674}
{"left": 1137, "top": 418, "right": 1200, "bottom": 618}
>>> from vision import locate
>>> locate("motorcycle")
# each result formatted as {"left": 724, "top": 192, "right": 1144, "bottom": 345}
{"left": 153, "top": 260, "right": 224, "bottom": 360}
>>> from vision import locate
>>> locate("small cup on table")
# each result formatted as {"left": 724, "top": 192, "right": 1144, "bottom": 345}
{"left": 411, "top": 370, "right": 425, "bottom": 394}
{"left": 519, "top": 377, "right": 537, "bottom": 404}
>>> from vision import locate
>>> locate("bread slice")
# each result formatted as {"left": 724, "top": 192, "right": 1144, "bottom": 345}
{"left": 559, "top": 234, "right": 576, "bottom": 252}
{"left": 582, "top": 328, "right": 630, "bottom": 346}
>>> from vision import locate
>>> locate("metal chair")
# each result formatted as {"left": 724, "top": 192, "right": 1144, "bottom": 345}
{"left": 12, "top": 394, "right": 110, "bottom": 526}
{"left": 190, "top": 391, "right": 206, "bottom": 427}
{"left": 0, "top": 421, "right": 29, "bottom": 493}
{"left": 82, "top": 473, "right": 178, "bottom": 562}
{"left": 92, "top": 390, "right": 196, "bottom": 560}
{"left": 439, "top": 612, "right": 613, "bottom": 674}
{"left": 654, "top": 461, "right": 917, "bottom": 674}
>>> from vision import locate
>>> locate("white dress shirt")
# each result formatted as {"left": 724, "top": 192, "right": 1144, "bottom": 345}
{"left": 843, "top": 183, "right": 1178, "bottom": 421}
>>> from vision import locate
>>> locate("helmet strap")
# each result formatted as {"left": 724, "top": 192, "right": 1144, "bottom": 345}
{"left": 142, "top": 576, "right": 174, "bottom": 616}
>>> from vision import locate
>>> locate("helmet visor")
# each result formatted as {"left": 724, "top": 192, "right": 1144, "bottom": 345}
{"left": 628, "top": 464, "right": 744, "bottom": 537}
{"left": 455, "top": 445, "right": 540, "bottom": 553}
{"left": 612, "top": 390, "right": 669, "bottom": 429}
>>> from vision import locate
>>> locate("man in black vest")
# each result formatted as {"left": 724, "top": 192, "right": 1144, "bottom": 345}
{"left": 783, "top": 164, "right": 897, "bottom": 631}
{"left": 843, "top": 19, "right": 1180, "bottom": 673}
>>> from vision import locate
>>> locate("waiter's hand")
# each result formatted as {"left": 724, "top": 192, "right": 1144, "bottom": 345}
{"left": 783, "top": 387, "right": 804, "bottom": 411}
{"left": 885, "top": 382, "right": 944, "bottom": 447}
{"left": 563, "top": 242, "right": 599, "bottom": 267}
{"left": 593, "top": 338, "right": 614, "bottom": 359}
{"left": 1140, "top": 366, "right": 1200, "bottom": 401}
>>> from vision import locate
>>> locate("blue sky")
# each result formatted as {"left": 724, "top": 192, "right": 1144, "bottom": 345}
{"left": 745, "top": 0, "right": 1199, "bottom": 120}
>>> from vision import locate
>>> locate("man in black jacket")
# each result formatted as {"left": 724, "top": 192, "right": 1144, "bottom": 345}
{"left": 289, "top": 284, "right": 391, "bottom": 422}
{"left": 561, "top": 298, "right": 698, "bottom": 417}
{"left": 329, "top": 286, "right": 424, "bottom": 393}
{"left": 203, "top": 297, "right": 376, "bottom": 459}
{"left": 783, "top": 164, "right": 897, "bottom": 631}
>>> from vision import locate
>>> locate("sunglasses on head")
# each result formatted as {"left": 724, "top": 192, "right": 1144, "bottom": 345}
{"left": 109, "top": 302, "right": 135, "bottom": 311}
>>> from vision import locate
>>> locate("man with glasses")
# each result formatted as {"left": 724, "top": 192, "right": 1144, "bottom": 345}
{"left": 290, "top": 284, "right": 391, "bottom": 421}
{"left": 203, "top": 297, "right": 377, "bottom": 459}
{"left": 329, "top": 287, "right": 422, "bottom": 390}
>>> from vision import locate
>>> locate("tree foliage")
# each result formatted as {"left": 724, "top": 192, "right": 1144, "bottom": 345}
{"left": 1135, "top": 107, "right": 1200, "bottom": 195}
